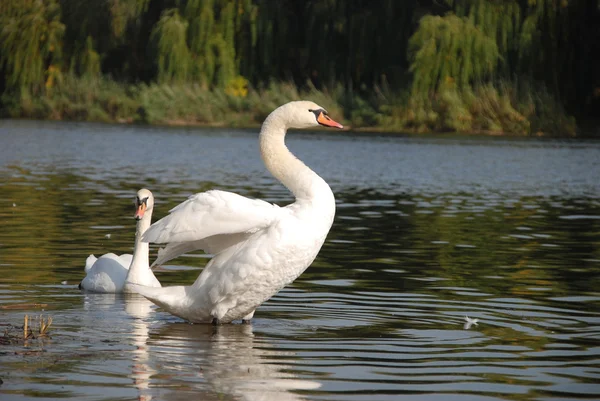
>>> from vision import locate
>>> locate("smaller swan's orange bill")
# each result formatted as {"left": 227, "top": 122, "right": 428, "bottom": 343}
{"left": 135, "top": 203, "right": 147, "bottom": 220}
{"left": 317, "top": 112, "right": 344, "bottom": 129}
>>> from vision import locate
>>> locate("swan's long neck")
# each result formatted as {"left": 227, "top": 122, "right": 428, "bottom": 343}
{"left": 259, "top": 115, "right": 330, "bottom": 202}
{"left": 126, "top": 214, "right": 151, "bottom": 283}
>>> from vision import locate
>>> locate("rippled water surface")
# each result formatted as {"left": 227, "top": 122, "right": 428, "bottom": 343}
{"left": 1, "top": 119, "right": 600, "bottom": 400}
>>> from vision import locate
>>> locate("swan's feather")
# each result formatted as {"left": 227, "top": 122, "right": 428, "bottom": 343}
{"left": 127, "top": 283, "right": 174, "bottom": 301}
{"left": 144, "top": 190, "right": 280, "bottom": 247}
{"left": 80, "top": 254, "right": 129, "bottom": 292}
{"left": 128, "top": 283, "right": 200, "bottom": 320}
{"left": 85, "top": 254, "right": 98, "bottom": 273}
{"left": 153, "top": 242, "right": 203, "bottom": 267}
{"left": 116, "top": 253, "right": 133, "bottom": 268}
{"left": 152, "top": 232, "right": 252, "bottom": 267}
{"left": 93, "top": 253, "right": 130, "bottom": 267}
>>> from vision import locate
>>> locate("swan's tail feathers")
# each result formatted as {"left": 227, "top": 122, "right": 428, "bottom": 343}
{"left": 127, "top": 283, "right": 166, "bottom": 300}
{"left": 127, "top": 283, "right": 188, "bottom": 312}
{"left": 84, "top": 255, "right": 97, "bottom": 273}
{"left": 151, "top": 242, "right": 201, "bottom": 268}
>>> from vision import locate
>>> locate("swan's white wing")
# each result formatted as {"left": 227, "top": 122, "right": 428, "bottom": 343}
{"left": 84, "top": 252, "right": 130, "bottom": 274}
{"left": 116, "top": 253, "right": 133, "bottom": 267}
{"left": 85, "top": 255, "right": 98, "bottom": 273}
{"left": 152, "top": 232, "right": 251, "bottom": 267}
{"left": 152, "top": 242, "right": 202, "bottom": 267}
{"left": 143, "top": 190, "right": 280, "bottom": 245}
{"left": 80, "top": 255, "right": 129, "bottom": 292}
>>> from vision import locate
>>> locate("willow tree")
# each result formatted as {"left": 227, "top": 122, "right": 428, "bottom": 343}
{"left": 78, "top": 36, "right": 101, "bottom": 78}
{"left": 304, "top": 1, "right": 416, "bottom": 91}
{"left": 408, "top": 14, "right": 499, "bottom": 95}
{"left": 186, "top": 0, "right": 214, "bottom": 85}
{"left": 232, "top": 0, "right": 258, "bottom": 81}
{"left": 453, "top": 0, "right": 521, "bottom": 76}
{"left": 0, "top": 0, "right": 65, "bottom": 92}
{"left": 449, "top": 0, "right": 570, "bottom": 74}
{"left": 443, "top": 0, "right": 599, "bottom": 115}
{"left": 243, "top": 0, "right": 417, "bottom": 97}
{"left": 511, "top": 0, "right": 578, "bottom": 96}
{"left": 150, "top": 8, "right": 191, "bottom": 83}
{"left": 184, "top": 0, "right": 245, "bottom": 87}
{"left": 107, "top": 0, "right": 150, "bottom": 40}
{"left": 58, "top": 0, "right": 150, "bottom": 79}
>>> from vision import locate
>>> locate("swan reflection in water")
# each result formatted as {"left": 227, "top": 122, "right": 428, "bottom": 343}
{"left": 82, "top": 293, "right": 157, "bottom": 400}
{"left": 82, "top": 293, "right": 321, "bottom": 400}
{"left": 124, "top": 294, "right": 157, "bottom": 401}
{"left": 147, "top": 321, "right": 321, "bottom": 401}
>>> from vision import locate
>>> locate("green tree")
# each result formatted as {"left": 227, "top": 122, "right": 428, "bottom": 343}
{"left": 443, "top": 0, "right": 599, "bottom": 114}
{"left": 0, "top": 0, "right": 597, "bottom": 128}
{"left": 0, "top": 0, "right": 65, "bottom": 92}
{"left": 150, "top": 8, "right": 191, "bottom": 83}
{"left": 408, "top": 14, "right": 499, "bottom": 95}
{"left": 58, "top": 0, "right": 150, "bottom": 79}
{"left": 185, "top": 0, "right": 237, "bottom": 87}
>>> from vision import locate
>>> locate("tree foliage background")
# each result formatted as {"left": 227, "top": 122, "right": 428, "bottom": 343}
{"left": 0, "top": 0, "right": 598, "bottom": 134}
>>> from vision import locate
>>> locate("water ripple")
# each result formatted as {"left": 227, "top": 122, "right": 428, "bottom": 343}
{"left": 1, "top": 123, "right": 600, "bottom": 400}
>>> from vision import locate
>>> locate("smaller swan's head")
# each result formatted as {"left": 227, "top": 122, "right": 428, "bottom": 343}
{"left": 277, "top": 101, "right": 344, "bottom": 130}
{"left": 135, "top": 188, "right": 154, "bottom": 220}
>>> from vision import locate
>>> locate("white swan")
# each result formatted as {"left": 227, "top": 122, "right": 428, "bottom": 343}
{"left": 79, "top": 189, "right": 162, "bottom": 293}
{"left": 131, "top": 101, "right": 343, "bottom": 324}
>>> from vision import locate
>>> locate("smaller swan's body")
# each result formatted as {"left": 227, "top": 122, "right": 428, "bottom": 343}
{"left": 80, "top": 189, "right": 162, "bottom": 293}
{"left": 81, "top": 253, "right": 131, "bottom": 293}
{"left": 132, "top": 101, "right": 343, "bottom": 323}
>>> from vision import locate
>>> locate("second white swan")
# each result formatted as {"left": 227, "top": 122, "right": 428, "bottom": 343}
{"left": 132, "top": 101, "right": 343, "bottom": 324}
{"left": 80, "top": 189, "right": 162, "bottom": 293}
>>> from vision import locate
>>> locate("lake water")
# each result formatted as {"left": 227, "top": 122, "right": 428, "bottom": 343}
{"left": 1, "top": 119, "right": 599, "bottom": 401}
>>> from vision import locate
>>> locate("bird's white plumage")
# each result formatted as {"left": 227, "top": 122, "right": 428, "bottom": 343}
{"left": 80, "top": 189, "right": 162, "bottom": 293}
{"left": 80, "top": 253, "right": 131, "bottom": 292}
{"left": 143, "top": 190, "right": 281, "bottom": 265}
{"left": 135, "top": 101, "right": 342, "bottom": 323}
{"left": 84, "top": 253, "right": 133, "bottom": 274}
{"left": 84, "top": 254, "right": 97, "bottom": 273}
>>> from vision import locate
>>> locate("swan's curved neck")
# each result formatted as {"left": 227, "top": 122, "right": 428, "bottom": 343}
{"left": 127, "top": 214, "right": 151, "bottom": 279}
{"left": 259, "top": 116, "right": 328, "bottom": 201}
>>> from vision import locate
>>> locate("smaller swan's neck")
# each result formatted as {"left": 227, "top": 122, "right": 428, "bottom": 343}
{"left": 126, "top": 214, "right": 151, "bottom": 282}
{"left": 259, "top": 116, "right": 329, "bottom": 201}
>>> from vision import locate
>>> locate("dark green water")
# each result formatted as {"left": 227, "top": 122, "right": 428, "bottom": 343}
{"left": 0, "top": 119, "right": 599, "bottom": 400}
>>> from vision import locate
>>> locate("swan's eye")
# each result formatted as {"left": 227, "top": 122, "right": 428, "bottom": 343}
{"left": 309, "top": 108, "right": 325, "bottom": 120}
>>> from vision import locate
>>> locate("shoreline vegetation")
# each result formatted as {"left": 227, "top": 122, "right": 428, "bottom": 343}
{"left": 0, "top": 1, "right": 597, "bottom": 137}
{"left": 1, "top": 76, "right": 580, "bottom": 136}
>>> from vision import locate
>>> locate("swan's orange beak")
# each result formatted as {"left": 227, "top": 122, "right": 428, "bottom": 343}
{"left": 135, "top": 202, "right": 147, "bottom": 221}
{"left": 317, "top": 112, "right": 344, "bottom": 129}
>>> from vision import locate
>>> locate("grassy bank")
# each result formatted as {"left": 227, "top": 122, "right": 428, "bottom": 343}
{"left": 0, "top": 75, "right": 578, "bottom": 136}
